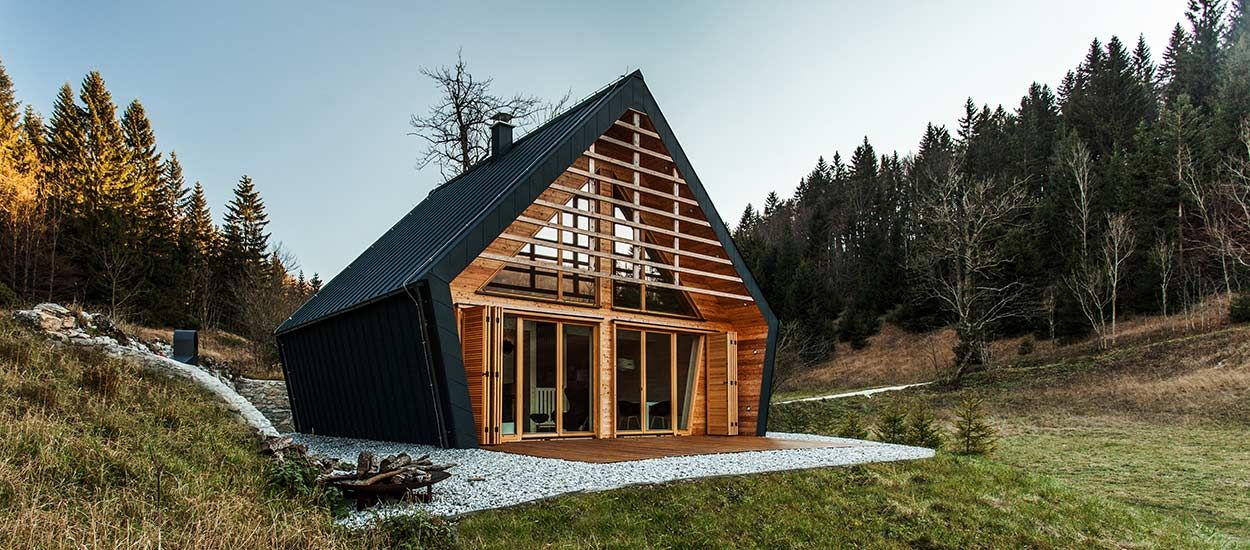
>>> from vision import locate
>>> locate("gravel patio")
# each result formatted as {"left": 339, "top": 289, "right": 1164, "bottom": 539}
{"left": 295, "top": 432, "right": 934, "bottom": 526}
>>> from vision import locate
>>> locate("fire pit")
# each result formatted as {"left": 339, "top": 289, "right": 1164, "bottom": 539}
{"left": 318, "top": 451, "right": 456, "bottom": 510}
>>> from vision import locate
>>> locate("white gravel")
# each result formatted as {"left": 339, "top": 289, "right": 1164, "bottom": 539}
{"left": 295, "top": 432, "right": 934, "bottom": 526}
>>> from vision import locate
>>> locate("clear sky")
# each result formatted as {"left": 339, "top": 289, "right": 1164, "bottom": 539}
{"left": 1, "top": 0, "right": 1186, "bottom": 280}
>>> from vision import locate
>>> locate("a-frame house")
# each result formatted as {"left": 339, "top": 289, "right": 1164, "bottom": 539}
{"left": 275, "top": 71, "right": 778, "bottom": 448}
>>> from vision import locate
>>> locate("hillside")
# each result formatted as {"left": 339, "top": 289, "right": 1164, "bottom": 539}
{"left": 0, "top": 314, "right": 1227, "bottom": 548}
{"left": 771, "top": 304, "right": 1250, "bottom": 544}
{"left": 0, "top": 318, "right": 362, "bottom": 548}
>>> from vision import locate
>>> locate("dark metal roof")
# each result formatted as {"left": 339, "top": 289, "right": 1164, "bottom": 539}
{"left": 276, "top": 69, "right": 778, "bottom": 363}
{"left": 276, "top": 73, "right": 632, "bottom": 334}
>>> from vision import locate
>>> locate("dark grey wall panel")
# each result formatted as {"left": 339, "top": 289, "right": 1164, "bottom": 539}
{"left": 277, "top": 294, "right": 451, "bottom": 444}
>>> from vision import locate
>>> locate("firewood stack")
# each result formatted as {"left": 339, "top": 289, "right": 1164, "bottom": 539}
{"left": 319, "top": 450, "right": 456, "bottom": 488}
{"left": 257, "top": 435, "right": 456, "bottom": 507}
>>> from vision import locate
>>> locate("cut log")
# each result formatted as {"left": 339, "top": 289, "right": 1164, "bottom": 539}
{"left": 359, "top": 468, "right": 404, "bottom": 486}
{"left": 379, "top": 453, "right": 412, "bottom": 471}
{"left": 356, "top": 451, "right": 378, "bottom": 479}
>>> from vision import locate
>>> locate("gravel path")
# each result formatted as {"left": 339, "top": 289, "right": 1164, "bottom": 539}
{"left": 295, "top": 432, "right": 934, "bottom": 526}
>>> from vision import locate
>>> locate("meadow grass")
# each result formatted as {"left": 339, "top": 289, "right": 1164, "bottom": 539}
{"left": 0, "top": 319, "right": 365, "bottom": 549}
{"left": 456, "top": 454, "right": 1217, "bottom": 549}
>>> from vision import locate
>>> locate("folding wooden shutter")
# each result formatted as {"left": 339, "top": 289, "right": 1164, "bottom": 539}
{"left": 486, "top": 306, "right": 504, "bottom": 445}
{"left": 706, "top": 331, "right": 739, "bottom": 436}
{"left": 460, "top": 306, "right": 493, "bottom": 445}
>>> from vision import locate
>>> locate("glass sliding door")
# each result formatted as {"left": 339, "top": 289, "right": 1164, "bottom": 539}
{"left": 614, "top": 327, "right": 702, "bottom": 435}
{"left": 562, "top": 324, "right": 595, "bottom": 433}
{"left": 615, "top": 329, "right": 643, "bottom": 431}
{"left": 522, "top": 319, "right": 558, "bottom": 435}
{"left": 644, "top": 332, "right": 673, "bottom": 430}
{"left": 501, "top": 315, "right": 519, "bottom": 438}
{"left": 506, "top": 314, "right": 596, "bottom": 439}
{"left": 675, "top": 333, "right": 701, "bottom": 430}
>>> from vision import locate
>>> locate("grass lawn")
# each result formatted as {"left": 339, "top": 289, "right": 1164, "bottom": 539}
{"left": 768, "top": 322, "right": 1250, "bottom": 547}
{"left": 457, "top": 455, "right": 1215, "bottom": 549}
{"left": 998, "top": 417, "right": 1250, "bottom": 542}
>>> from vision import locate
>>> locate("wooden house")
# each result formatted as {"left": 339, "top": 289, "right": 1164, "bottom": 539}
{"left": 275, "top": 71, "right": 778, "bottom": 448}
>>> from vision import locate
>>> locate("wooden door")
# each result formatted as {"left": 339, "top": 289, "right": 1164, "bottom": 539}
{"left": 706, "top": 331, "right": 738, "bottom": 436}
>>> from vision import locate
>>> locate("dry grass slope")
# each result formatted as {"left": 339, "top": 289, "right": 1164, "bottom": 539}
{"left": 0, "top": 319, "right": 360, "bottom": 549}
{"left": 770, "top": 299, "right": 1250, "bottom": 544}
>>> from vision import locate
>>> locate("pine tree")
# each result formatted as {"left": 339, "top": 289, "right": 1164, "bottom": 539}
{"left": 1161, "top": 23, "right": 1192, "bottom": 106}
{"left": 43, "top": 83, "right": 86, "bottom": 298}
{"left": 222, "top": 175, "right": 270, "bottom": 268}
{"left": 220, "top": 175, "right": 271, "bottom": 327}
{"left": 1215, "top": 4, "right": 1250, "bottom": 152}
{"left": 308, "top": 273, "right": 323, "bottom": 294}
{"left": 77, "top": 72, "right": 139, "bottom": 313}
{"left": 121, "top": 100, "right": 161, "bottom": 206}
{"left": 79, "top": 72, "right": 133, "bottom": 211}
{"left": 836, "top": 409, "right": 869, "bottom": 440}
{"left": 1229, "top": 0, "right": 1249, "bottom": 46}
{"left": 1132, "top": 34, "right": 1160, "bottom": 119}
{"left": 0, "top": 58, "right": 19, "bottom": 141}
{"left": 873, "top": 399, "right": 908, "bottom": 444}
{"left": 952, "top": 397, "right": 997, "bottom": 455}
{"left": 1181, "top": 0, "right": 1228, "bottom": 110}
{"left": 182, "top": 182, "right": 216, "bottom": 253}
{"left": 905, "top": 402, "right": 944, "bottom": 449}
{"left": 162, "top": 152, "right": 189, "bottom": 223}
{"left": 182, "top": 182, "right": 219, "bottom": 327}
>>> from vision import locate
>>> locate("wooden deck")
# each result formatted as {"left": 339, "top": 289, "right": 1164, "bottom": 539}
{"left": 487, "top": 435, "right": 859, "bottom": 463}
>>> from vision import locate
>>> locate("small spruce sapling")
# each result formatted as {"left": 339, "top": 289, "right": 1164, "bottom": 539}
{"left": 837, "top": 410, "right": 869, "bottom": 439}
{"left": 873, "top": 399, "right": 909, "bottom": 444}
{"left": 952, "top": 397, "right": 996, "bottom": 455}
{"left": 905, "top": 402, "right": 944, "bottom": 449}
{"left": 1230, "top": 294, "right": 1250, "bottom": 324}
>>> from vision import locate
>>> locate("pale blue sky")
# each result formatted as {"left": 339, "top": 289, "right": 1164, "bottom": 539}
{"left": 1, "top": 0, "right": 1184, "bottom": 279}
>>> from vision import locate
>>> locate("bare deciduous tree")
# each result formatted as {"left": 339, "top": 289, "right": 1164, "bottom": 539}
{"left": 769, "top": 321, "right": 830, "bottom": 393}
{"left": 1063, "top": 139, "right": 1095, "bottom": 257}
{"left": 1152, "top": 235, "right": 1177, "bottom": 317}
{"left": 1066, "top": 213, "right": 1137, "bottom": 349}
{"left": 1062, "top": 139, "right": 1137, "bottom": 348}
{"left": 1101, "top": 213, "right": 1136, "bottom": 344}
{"left": 912, "top": 166, "right": 1032, "bottom": 384}
{"left": 408, "top": 51, "right": 567, "bottom": 181}
{"left": 98, "top": 239, "right": 144, "bottom": 320}
{"left": 1215, "top": 122, "right": 1250, "bottom": 270}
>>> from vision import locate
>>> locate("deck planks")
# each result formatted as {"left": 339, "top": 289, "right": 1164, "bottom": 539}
{"left": 487, "top": 435, "right": 859, "bottom": 463}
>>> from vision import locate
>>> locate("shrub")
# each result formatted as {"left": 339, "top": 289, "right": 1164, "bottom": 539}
{"left": 0, "top": 281, "right": 16, "bottom": 308}
{"left": 376, "top": 512, "right": 458, "bottom": 550}
{"left": 952, "top": 397, "right": 996, "bottom": 455}
{"left": 836, "top": 410, "right": 869, "bottom": 439}
{"left": 837, "top": 305, "right": 880, "bottom": 350}
{"left": 873, "top": 399, "right": 908, "bottom": 444}
{"left": 904, "top": 402, "right": 944, "bottom": 449}
{"left": 264, "top": 453, "right": 324, "bottom": 500}
{"left": 1230, "top": 294, "right": 1250, "bottom": 324}
{"left": 1017, "top": 337, "right": 1035, "bottom": 356}
{"left": 81, "top": 360, "right": 123, "bottom": 400}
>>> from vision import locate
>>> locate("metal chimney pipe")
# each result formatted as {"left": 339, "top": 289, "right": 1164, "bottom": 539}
{"left": 489, "top": 113, "right": 515, "bottom": 158}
